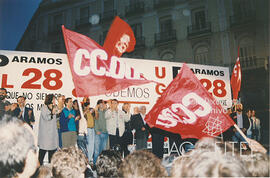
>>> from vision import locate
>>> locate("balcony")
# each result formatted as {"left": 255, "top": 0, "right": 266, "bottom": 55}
{"left": 155, "top": 30, "right": 177, "bottom": 45}
{"left": 48, "top": 24, "right": 62, "bottom": 36}
{"left": 135, "top": 36, "right": 145, "bottom": 48}
{"left": 187, "top": 22, "right": 211, "bottom": 38}
{"left": 240, "top": 57, "right": 267, "bottom": 70}
{"left": 125, "top": 2, "right": 145, "bottom": 17}
{"left": 75, "top": 16, "right": 91, "bottom": 29}
{"left": 101, "top": 10, "right": 117, "bottom": 22}
{"left": 229, "top": 11, "right": 256, "bottom": 28}
{"left": 154, "top": 0, "right": 174, "bottom": 9}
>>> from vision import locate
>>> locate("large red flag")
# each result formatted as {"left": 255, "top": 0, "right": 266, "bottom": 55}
{"left": 230, "top": 57, "right": 242, "bottom": 100}
{"left": 145, "top": 64, "right": 234, "bottom": 139}
{"left": 103, "top": 16, "right": 136, "bottom": 57}
{"left": 62, "top": 26, "right": 151, "bottom": 97}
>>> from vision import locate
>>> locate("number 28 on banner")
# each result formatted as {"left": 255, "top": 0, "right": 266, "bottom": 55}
{"left": 1, "top": 68, "right": 63, "bottom": 90}
{"left": 156, "top": 79, "right": 227, "bottom": 98}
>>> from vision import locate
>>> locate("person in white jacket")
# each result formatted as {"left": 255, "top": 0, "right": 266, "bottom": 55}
{"left": 105, "top": 99, "right": 130, "bottom": 152}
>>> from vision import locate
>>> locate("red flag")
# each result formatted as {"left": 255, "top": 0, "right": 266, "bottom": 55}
{"left": 62, "top": 26, "right": 151, "bottom": 97}
{"left": 103, "top": 16, "right": 136, "bottom": 57}
{"left": 145, "top": 64, "right": 234, "bottom": 139}
{"left": 230, "top": 57, "right": 242, "bottom": 100}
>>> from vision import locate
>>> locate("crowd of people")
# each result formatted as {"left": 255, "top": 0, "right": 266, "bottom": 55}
{"left": 0, "top": 87, "right": 269, "bottom": 177}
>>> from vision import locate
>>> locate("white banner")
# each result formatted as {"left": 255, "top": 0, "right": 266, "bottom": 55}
{"left": 0, "top": 50, "right": 232, "bottom": 135}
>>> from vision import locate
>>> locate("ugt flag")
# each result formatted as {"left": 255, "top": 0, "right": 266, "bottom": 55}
{"left": 62, "top": 26, "right": 151, "bottom": 97}
{"left": 103, "top": 16, "right": 136, "bottom": 57}
{"left": 230, "top": 57, "right": 242, "bottom": 100}
{"left": 145, "top": 64, "right": 234, "bottom": 139}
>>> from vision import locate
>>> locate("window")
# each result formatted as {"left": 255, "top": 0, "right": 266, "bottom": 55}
{"left": 53, "top": 14, "right": 62, "bottom": 26}
{"left": 159, "top": 16, "right": 172, "bottom": 32}
{"left": 239, "top": 37, "right": 255, "bottom": 68}
{"left": 80, "top": 6, "right": 89, "bottom": 19}
{"left": 194, "top": 10, "right": 206, "bottom": 29}
{"left": 194, "top": 46, "right": 208, "bottom": 64}
{"left": 104, "top": 0, "right": 114, "bottom": 12}
{"left": 161, "top": 52, "right": 174, "bottom": 61}
{"left": 131, "top": 23, "right": 142, "bottom": 38}
{"left": 234, "top": 0, "right": 254, "bottom": 17}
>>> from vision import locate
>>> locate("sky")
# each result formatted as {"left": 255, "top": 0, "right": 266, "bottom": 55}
{"left": 0, "top": 0, "right": 42, "bottom": 50}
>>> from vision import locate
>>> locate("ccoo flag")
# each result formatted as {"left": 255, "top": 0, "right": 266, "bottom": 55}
{"left": 145, "top": 64, "right": 234, "bottom": 139}
{"left": 62, "top": 26, "right": 151, "bottom": 97}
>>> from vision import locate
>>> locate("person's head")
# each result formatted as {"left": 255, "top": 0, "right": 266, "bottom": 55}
{"left": 0, "top": 88, "right": 7, "bottom": 100}
{"left": 172, "top": 149, "right": 249, "bottom": 177}
{"left": 17, "top": 96, "right": 26, "bottom": 108}
{"left": 51, "top": 146, "right": 87, "bottom": 178}
{"left": 251, "top": 110, "right": 256, "bottom": 117}
{"left": 44, "top": 94, "right": 56, "bottom": 106}
{"left": 97, "top": 99, "right": 106, "bottom": 110}
{"left": 236, "top": 103, "right": 243, "bottom": 112}
{"left": 82, "top": 97, "right": 90, "bottom": 104}
{"left": 139, "top": 106, "right": 147, "bottom": 115}
{"left": 57, "top": 95, "right": 65, "bottom": 106}
{"left": 96, "top": 150, "right": 122, "bottom": 177}
{"left": 119, "top": 150, "right": 167, "bottom": 177}
{"left": 0, "top": 115, "right": 39, "bottom": 178}
{"left": 246, "top": 109, "right": 252, "bottom": 118}
{"left": 242, "top": 151, "right": 269, "bottom": 177}
{"left": 36, "top": 165, "right": 52, "bottom": 178}
{"left": 83, "top": 102, "right": 90, "bottom": 111}
{"left": 133, "top": 106, "right": 139, "bottom": 114}
{"left": 73, "top": 100, "right": 79, "bottom": 110}
{"left": 64, "top": 97, "right": 73, "bottom": 109}
{"left": 122, "top": 103, "right": 130, "bottom": 112}
{"left": 110, "top": 99, "right": 118, "bottom": 110}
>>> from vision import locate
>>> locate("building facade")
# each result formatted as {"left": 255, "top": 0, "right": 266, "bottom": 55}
{"left": 16, "top": 0, "right": 269, "bottom": 143}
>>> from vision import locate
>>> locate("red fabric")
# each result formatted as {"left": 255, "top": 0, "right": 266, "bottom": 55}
{"left": 103, "top": 16, "right": 136, "bottom": 57}
{"left": 230, "top": 57, "right": 242, "bottom": 100}
{"left": 145, "top": 64, "right": 234, "bottom": 139}
{"left": 62, "top": 26, "right": 150, "bottom": 97}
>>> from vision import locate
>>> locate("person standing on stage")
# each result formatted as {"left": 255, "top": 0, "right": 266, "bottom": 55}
{"left": 0, "top": 88, "right": 11, "bottom": 117}
{"left": 38, "top": 94, "right": 58, "bottom": 165}
{"left": 105, "top": 99, "right": 130, "bottom": 152}
{"left": 93, "top": 99, "right": 108, "bottom": 164}
{"left": 16, "top": 96, "right": 35, "bottom": 128}
{"left": 251, "top": 109, "right": 261, "bottom": 141}
{"left": 131, "top": 105, "right": 149, "bottom": 150}
{"left": 60, "top": 97, "right": 79, "bottom": 148}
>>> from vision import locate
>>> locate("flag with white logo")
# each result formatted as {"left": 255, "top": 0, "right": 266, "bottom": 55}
{"left": 145, "top": 64, "right": 234, "bottom": 139}
{"left": 62, "top": 26, "right": 151, "bottom": 97}
{"left": 230, "top": 57, "right": 242, "bottom": 100}
{"left": 103, "top": 16, "right": 136, "bottom": 57}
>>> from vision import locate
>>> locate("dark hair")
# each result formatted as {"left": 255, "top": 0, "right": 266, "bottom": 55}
{"left": 73, "top": 100, "right": 78, "bottom": 105}
{"left": 44, "top": 94, "right": 55, "bottom": 105}
{"left": 0, "top": 88, "right": 7, "bottom": 93}
{"left": 17, "top": 95, "right": 26, "bottom": 101}
{"left": 64, "top": 98, "right": 72, "bottom": 105}
{"left": 111, "top": 99, "right": 118, "bottom": 103}
{"left": 97, "top": 99, "right": 104, "bottom": 105}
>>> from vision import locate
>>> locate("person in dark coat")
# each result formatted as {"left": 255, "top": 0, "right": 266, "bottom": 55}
{"left": 131, "top": 106, "right": 149, "bottom": 150}
{"left": 121, "top": 103, "right": 133, "bottom": 157}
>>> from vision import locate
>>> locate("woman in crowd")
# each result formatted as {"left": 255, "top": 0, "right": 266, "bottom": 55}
{"left": 56, "top": 94, "right": 65, "bottom": 148}
{"left": 38, "top": 94, "right": 59, "bottom": 165}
